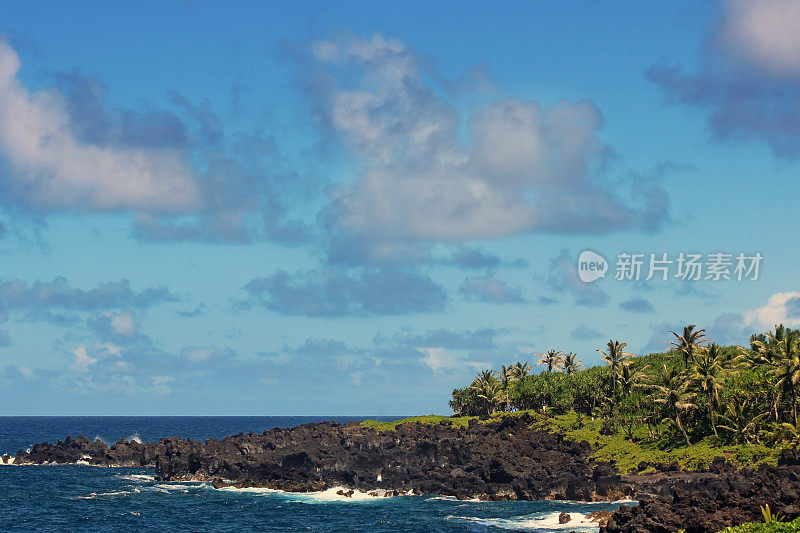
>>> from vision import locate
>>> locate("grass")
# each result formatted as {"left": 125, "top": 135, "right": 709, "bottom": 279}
{"left": 361, "top": 411, "right": 781, "bottom": 474}
{"left": 535, "top": 412, "right": 781, "bottom": 474}
{"left": 716, "top": 518, "right": 800, "bottom": 532}
{"left": 360, "top": 410, "right": 541, "bottom": 431}
{"left": 361, "top": 415, "right": 474, "bottom": 431}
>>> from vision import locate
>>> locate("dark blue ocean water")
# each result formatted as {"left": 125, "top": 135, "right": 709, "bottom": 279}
{"left": 0, "top": 417, "right": 631, "bottom": 532}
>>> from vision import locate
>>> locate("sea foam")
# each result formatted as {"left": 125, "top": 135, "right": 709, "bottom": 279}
{"left": 218, "top": 485, "right": 411, "bottom": 503}
{"left": 448, "top": 511, "right": 600, "bottom": 531}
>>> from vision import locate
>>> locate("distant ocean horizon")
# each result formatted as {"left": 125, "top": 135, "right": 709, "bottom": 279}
{"left": 0, "top": 415, "right": 407, "bottom": 456}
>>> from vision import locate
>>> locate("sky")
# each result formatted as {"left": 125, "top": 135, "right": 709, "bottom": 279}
{"left": 1, "top": 0, "right": 800, "bottom": 415}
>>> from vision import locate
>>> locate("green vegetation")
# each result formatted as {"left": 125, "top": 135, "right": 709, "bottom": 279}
{"left": 447, "top": 325, "right": 799, "bottom": 468}
{"left": 717, "top": 518, "right": 800, "bottom": 532}
{"left": 534, "top": 411, "right": 778, "bottom": 474}
{"left": 361, "top": 415, "right": 473, "bottom": 431}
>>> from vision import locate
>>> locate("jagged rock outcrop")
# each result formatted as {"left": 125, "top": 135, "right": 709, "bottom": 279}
{"left": 13, "top": 417, "right": 800, "bottom": 532}
{"left": 601, "top": 454, "right": 800, "bottom": 533}
{"left": 13, "top": 415, "right": 629, "bottom": 501}
{"left": 153, "top": 416, "right": 632, "bottom": 500}
{"left": 14, "top": 435, "right": 161, "bottom": 467}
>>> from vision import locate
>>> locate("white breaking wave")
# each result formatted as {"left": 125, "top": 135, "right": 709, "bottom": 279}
{"left": 153, "top": 484, "right": 190, "bottom": 493}
{"left": 127, "top": 433, "right": 143, "bottom": 444}
{"left": 76, "top": 490, "right": 132, "bottom": 500}
{"left": 218, "top": 486, "right": 283, "bottom": 495}
{"left": 117, "top": 474, "right": 156, "bottom": 482}
{"left": 448, "top": 511, "right": 599, "bottom": 531}
{"left": 218, "top": 485, "right": 411, "bottom": 503}
{"left": 290, "top": 486, "right": 411, "bottom": 503}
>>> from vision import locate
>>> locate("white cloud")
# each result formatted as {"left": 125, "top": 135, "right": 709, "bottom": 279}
{"left": 150, "top": 375, "right": 174, "bottom": 395}
{"left": 181, "top": 346, "right": 216, "bottom": 362}
{"left": 460, "top": 275, "right": 524, "bottom": 304}
{"left": 743, "top": 291, "right": 800, "bottom": 329}
{"left": 0, "top": 41, "right": 201, "bottom": 213}
{"left": 717, "top": 0, "right": 800, "bottom": 77}
{"left": 15, "top": 365, "right": 33, "bottom": 380}
{"left": 95, "top": 342, "right": 123, "bottom": 357}
{"left": 419, "top": 347, "right": 487, "bottom": 373}
{"left": 316, "top": 35, "right": 666, "bottom": 248}
{"left": 109, "top": 311, "right": 137, "bottom": 337}
{"left": 70, "top": 345, "right": 98, "bottom": 373}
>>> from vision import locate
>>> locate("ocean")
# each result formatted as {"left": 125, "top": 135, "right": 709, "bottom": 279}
{"left": 0, "top": 417, "right": 631, "bottom": 532}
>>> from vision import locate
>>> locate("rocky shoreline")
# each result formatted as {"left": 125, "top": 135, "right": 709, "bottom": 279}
{"left": 9, "top": 415, "right": 800, "bottom": 532}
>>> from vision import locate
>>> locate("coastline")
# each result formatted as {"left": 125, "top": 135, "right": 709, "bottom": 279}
{"left": 9, "top": 414, "right": 799, "bottom": 532}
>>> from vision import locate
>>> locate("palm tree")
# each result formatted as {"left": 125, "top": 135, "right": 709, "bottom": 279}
{"left": 537, "top": 349, "right": 563, "bottom": 372}
{"left": 495, "top": 365, "right": 512, "bottom": 411}
{"left": 669, "top": 324, "right": 707, "bottom": 366}
{"left": 649, "top": 364, "right": 696, "bottom": 446}
{"left": 509, "top": 361, "right": 531, "bottom": 381}
{"left": 618, "top": 363, "right": 644, "bottom": 397}
{"left": 718, "top": 400, "right": 764, "bottom": 444}
{"left": 597, "top": 340, "right": 634, "bottom": 394}
{"left": 689, "top": 344, "right": 725, "bottom": 437}
{"left": 752, "top": 329, "right": 800, "bottom": 425}
{"left": 561, "top": 353, "right": 583, "bottom": 375}
{"left": 470, "top": 370, "right": 502, "bottom": 415}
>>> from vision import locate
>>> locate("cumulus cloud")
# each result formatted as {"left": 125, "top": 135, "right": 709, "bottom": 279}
{"left": 440, "top": 246, "right": 502, "bottom": 270}
{"left": 570, "top": 324, "right": 603, "bottom": 341}
{"left": 651, "top": 0, "right": 800, "bottom": 157}
{"left": 0, "top": 41, "right": 310, "bottom": 245}
{"left": 697, "top": 292, "right": 800, "bottom": 346}
{"left": 70, "top": 345, "right": 98, "bottom": 374}
{"left": 89, "top": 310, "right": 142, "bottom": 344}
{"left": 459, "top": 275, "right": 525, "bottom": 304}
{"left": 181, "top": 346, "right": 231, "bottom": 362}
{"left": 310, "top": 34, "right": 668, "bottom": 257}
{"left": 0, "top": 41, "right": 200, "bottom": 213}
{"left": 0, "top": 277, "right": 177, "bottom": 324}
{"left": 619, "top": 295, "right": 654, "bottom": 313}
{"left": 546, "top": 249, "right": 609, "bottom": 307}
{"left": 389, "top": 327, "right": 499, "bottom": 350}
{"left": 242, "top": 268, "right": 446, "bottom": 317}
{"left": 437, "top": 245, "right": 528, "bottom": 270}
{"left": 715, "top": 0, "right": 800, "bottom": 77}
{"left": 419, "top": 347, "right": 488, "bottom": 373}
{"left": 4, "top": 364, "right": 33, "bottom": 381}
{"left": 743, "top": 291, "right": 800, "bottom": 329}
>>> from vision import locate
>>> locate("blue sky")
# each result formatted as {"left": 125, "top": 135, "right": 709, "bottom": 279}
{"left": 1, "top": 0, "right": 799, "bottom": 415}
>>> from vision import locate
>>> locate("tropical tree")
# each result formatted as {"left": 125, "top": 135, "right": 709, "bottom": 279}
{"left": 717, "top": 400, "right": 764, "bottom": 444}
{"left": 669, "top": 324, "right": 707, "bottom": 366}
{"left": 750, "top": 324, "right": 800, "bottom": 352}
{"left": 618, "top": 362, "right": 644, "bottom": 397}
{"left": 509, "top": 361, "right": 532, "bottom": 381}
{"left": 649, "top": 364, "right": 696, "bottom": 446}
{"left": 562, "top": 353, "right": 583, "bottom": 375}
{"left": 537, "top": 349, "right": 563, "bottom": 372}
{"left": 597, "top": 340, "right": 634, "bottom": 394}
{"left": 752, "top": 329, "right": 800, "bottom": 425}
{"left": 688, "top": 344, "right": 725, "bottom": 437}
{"left": 495, "top": 365, "right": 512, "bottom": 411}
{"left": 470, "top": 370, "right": 503, "bottom": 415}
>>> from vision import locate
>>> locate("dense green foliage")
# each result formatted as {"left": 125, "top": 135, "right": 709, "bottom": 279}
{"left": 537, "top": 411, "right": 778, "bottom": 474}
{"left": 717, "top": 518, "right": 800, "bottom": 532}
{"left": 450, "top": 325, "right": 800, "bottom": 456}
{"left": 361, "top": 415, "right": 473, "bottom": 431}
